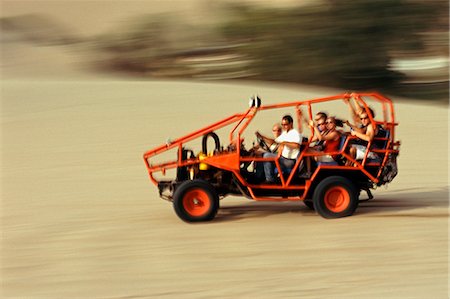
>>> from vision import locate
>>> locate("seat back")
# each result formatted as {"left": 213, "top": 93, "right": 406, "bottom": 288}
{"left": 367, "top": 128, "right": 390, "bottom": 164}
{"left": 338, "top": 134, "right": 348, "bottom": 150}
{"left": 372, "top": 127, "right": 390, "bottom": 149}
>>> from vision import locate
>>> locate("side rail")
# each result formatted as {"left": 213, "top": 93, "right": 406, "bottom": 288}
{"left": 143, "top": 111, "right": 254, "bottom": 185}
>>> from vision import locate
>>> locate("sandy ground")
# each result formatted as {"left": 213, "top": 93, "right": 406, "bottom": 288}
{"left": 1, "top": 1, "right": 448, "bottom": 298}
{"left": 0, "top": 76, "right": 448, "bottom": 298}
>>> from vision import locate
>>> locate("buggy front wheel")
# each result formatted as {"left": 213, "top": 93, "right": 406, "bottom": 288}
{"left": 173, "top": 180, "right": 219, "bottom": 222}
{"left": 313, "top": 176, "right": 359, "bottom": 219}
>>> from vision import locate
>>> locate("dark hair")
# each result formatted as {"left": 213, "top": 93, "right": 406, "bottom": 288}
{"left": 282, "top": 114, "right": 293, "bottom": 124}
{"left": 316, "top": 112, "right": 328, "bottom": 120}
{"left": 327, "top": 116, "right": 344, "bottom": 127}
{"left": 335, "top": 118, "right": 344, "bottom": 127}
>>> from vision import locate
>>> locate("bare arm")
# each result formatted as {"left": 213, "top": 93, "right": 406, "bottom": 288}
{"left": 345, "top": 97, "right": 363, "bottom": 125}
{"left": 345, "top": 120, "right": 365, "bottom": 134}
{"left": 350, "top": 125, "right": 375, "bottom": 142}
{"left": 320, "top": 131, "right": 340, "bottom": 141}
{"left": 255, "top": 131, "right": 275, "bottom": 145}
{"left": 280, "top": 141, "right": 300, "bottom": 149}
{"left": 352, "top": 97, "right": 365, "bottom": 114}
{"left": 308, "top": 120, "right": 320, "bottom": 142}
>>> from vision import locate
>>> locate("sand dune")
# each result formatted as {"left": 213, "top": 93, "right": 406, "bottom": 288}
{"left": 1, "top": 77, "right": 448, "bottom": 298}
{"left": 1, "top": 0, "right": 304, "bottom": 37}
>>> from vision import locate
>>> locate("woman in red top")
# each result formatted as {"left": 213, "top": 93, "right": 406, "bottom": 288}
{"left": 311, "top": 116, "right": 341, "bottom": 163}
{"left": 301, "top": 116, "right": 342, "bottom": 178}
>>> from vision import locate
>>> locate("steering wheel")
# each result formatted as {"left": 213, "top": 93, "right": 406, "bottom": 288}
{"left": 256, "top": 134, "right": 272, "bottom": 152}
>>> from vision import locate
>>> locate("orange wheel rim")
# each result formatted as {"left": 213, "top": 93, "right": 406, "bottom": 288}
{"left": 182, "top": 188, "right": 211, "bottom": 217}
{"left": 324, "top": 186, "right": 350, "bottom": 213}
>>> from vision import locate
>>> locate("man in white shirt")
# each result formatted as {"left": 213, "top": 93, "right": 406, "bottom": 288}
{"left": 255, "top": 115, "right": 302, "bottom": 183}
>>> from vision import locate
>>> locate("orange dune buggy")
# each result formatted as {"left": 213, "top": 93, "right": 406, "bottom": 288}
{"left": 143, "top": 92, "right": 400, "bottom": 222}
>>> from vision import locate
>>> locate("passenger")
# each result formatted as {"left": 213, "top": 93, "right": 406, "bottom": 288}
{"left": 298, "top": 113, "right": 330, "bottom": 177}
{"left": 301, "top": 116, "right": 341, "bottom": 177}
{"left": 344, "top": 96, "right": 374, "bottom": 130}
{"left": 315, "top": 112, "right": 328, "bottom": 133}
{"left": 300, "top": 115, "right": 326, "bottom": 177}
{"left": 347, "top": 110, "right": 379, "bottom": 163}
{"left": 255, "top": 115, "right": 302, "bottom": 183}
{"left": 314, "top": 117, "right": 342, "bottom": 162}
{"left": 311, "top": 111, "right": 328, "bottom": 150}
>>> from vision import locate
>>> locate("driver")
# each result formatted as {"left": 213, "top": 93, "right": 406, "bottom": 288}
{"left": 253, "top": 123, "right": 281, "bottom": 181}
{"left": 256, "top": 115, "right": 302, "bottom": 183}
{"left": 254, "top": 123, "right": 282, "bottom": 154}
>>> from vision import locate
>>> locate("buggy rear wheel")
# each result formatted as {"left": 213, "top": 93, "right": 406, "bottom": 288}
{"left": 313, "top": 176, "right": 359, "bottom": 219}
{"left": 173, "top": 180, "right": 219, "bottom": 222}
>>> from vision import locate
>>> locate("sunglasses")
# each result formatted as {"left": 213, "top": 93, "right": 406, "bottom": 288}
{"left": 317, "top": 122, "right": 325, "bottom": 126}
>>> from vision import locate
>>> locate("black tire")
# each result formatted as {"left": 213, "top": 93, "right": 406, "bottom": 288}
{"left": 303, "top": 200, "right": 315, "bottom": 210}
{"left": 173, "top": 180, "right": 219, "bottom": 222}
{"left": 202, "top": 132, "right": 220, "bottom": 153}
{"left": 312, "top": 176, "right": 359, "bottom": 219}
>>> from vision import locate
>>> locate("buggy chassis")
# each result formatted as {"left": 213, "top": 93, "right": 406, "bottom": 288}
{"left": 143, "top": 92, "right": 400, "bottom": 221}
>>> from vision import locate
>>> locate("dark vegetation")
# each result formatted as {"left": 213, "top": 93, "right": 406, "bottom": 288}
{"left": 1, "top": 1, "right": 448, "bottom": 101}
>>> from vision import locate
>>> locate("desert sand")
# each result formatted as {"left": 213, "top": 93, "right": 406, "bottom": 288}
{"left": 1, "top": 2, "right": 449, "bottom": 297}
{"left": 1, "top": 74, "right": 448, "bottom": 298}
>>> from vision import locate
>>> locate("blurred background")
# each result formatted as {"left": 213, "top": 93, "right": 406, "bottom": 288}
{"left": 1, "top": 0, "right": 448, "bottom": 101}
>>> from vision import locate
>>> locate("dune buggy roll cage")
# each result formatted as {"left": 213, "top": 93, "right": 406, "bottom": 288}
{"left": 143, "top": 92, "right": 400, "bottom": 201}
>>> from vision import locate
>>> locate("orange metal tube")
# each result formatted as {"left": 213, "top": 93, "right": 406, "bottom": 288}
{"left": 143, "top": 92, "right": 398, "bottom": 193}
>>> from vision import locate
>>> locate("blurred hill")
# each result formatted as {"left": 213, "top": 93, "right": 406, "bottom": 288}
{"left": 0, "top": 0, "right": 304, "bottom": 37}
{"left": 1, "top": 40, "right": 92, "bottom": 79}
{"left": 1, "top": 15, "right": 80, "bottom": 79}
{"left": 0, "top": 14, "right": 80, "bottom": 45}
{"left": 1, "top": 1, "right": 448, "bottom": 101}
